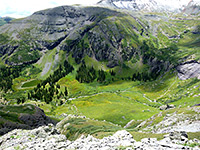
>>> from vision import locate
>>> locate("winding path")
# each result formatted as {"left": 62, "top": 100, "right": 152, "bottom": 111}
{"left": 64, "top": 85, "right": 157, "bottom": 107}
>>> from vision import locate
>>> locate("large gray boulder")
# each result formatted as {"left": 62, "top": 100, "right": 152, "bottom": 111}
{"left": 177, "top": 61, "right": 200, "bottom": 80}
{"left": 18, "top": 106, "right": 54, "bottom": 127}
{"left": 0, "top": 105, "right": 55, "bottom": 135}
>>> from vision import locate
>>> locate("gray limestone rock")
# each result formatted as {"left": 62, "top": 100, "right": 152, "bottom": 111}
{"left": 1, "top": 126, "right": 198, "bottom": 150}
{"left": 177, "top": 61, "right": 200, "bottom": 80}
{"left": 0, "top": 105, "right": 55, "bottom": 136}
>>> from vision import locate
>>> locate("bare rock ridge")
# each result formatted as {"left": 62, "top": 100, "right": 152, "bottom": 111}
{"left": 1, "top": 123, "right": 200, "bottom": 150}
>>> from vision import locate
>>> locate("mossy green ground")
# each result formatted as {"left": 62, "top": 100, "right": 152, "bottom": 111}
{"left": 21, "top": 79, "right": 41, "bottom": 88}
{"left": 72, "top": 93, "right": 159, "bottom": 126}
{"left": 6, "top": 57, "right": 200, "bottom": 128}
{"left": 32, "top": 69, "right": 199, "bottom": 127}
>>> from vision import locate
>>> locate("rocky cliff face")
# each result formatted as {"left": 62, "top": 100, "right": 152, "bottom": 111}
{"left": 177, "top": 61, "right": 200, "bottom": 80}
{"left": 0, "top": 104, "right": 55, "bottom": 135}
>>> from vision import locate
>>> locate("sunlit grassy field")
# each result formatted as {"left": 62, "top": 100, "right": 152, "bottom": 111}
{"left": 43, "top": 69, "right": 200, "bottom": 127}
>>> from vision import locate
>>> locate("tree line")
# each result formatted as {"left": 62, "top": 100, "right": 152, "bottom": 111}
{"left": 75, "top": 62, "right": 116, "bottom": 83}
{"left": 131, "top": 69, "right": 160, "bottom": 82}
{"left": 28, "top": 60, "right": 73, "bottom": 104}
{"left": 0, "top": 65, "right": 24, "bottom": 92}
{"left": 75, "top": 61, "right": 160, "bottom": 83}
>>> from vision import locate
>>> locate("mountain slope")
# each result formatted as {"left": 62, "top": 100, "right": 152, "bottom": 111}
{"left": 0, "top": 6, "right": 127, "bottom": 66}
{"left": 1, "top": 5, "right": 199, "bottom": 71}
{"left": 0, "top": 5, "right": 199, "bottom": 92}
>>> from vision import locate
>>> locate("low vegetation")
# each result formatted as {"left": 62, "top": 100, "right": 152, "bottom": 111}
{"left": 21, "top": 79, "right": 41, "bottom": 88}
{"left": 57, "top": 116, "right": 166, "bottom": 141}
{"left": 0, "top": 66, "right": 25, "bottom": 92}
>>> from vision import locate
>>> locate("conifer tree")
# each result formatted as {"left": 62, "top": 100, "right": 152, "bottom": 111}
{"left": 21, "top": 97, "right": 25, "bottom": 104}
{"left": 64, "top": 87, "right": 68, "bottom": 96}
{"left": 97, "top": 69, "right": 106, "bottom": 83}
{"left": 17, "top": 98, "right": 21, "bottom": 104}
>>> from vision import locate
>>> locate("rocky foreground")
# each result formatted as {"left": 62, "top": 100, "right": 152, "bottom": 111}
{"left": 0, "top": 124, "right": 199, "bottom": 150}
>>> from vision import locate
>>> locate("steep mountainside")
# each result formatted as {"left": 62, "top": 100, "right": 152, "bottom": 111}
{"left": 0, "top": 5, "right": 199, "bottom": 72}
{"left": 0, "top": 6, "right": 129, "bottom": 66}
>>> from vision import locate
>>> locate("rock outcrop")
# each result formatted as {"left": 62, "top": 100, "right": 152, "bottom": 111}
{"left": 18, "top": 105, "right": 54, "bottom": 127}
{"left": 159, "top": 104, "right": 175, "bottom": 110}
{"left": 144, "top": 107, "right": 200, "bottom": 134}
{"left": 177, "top": 61, "right": 200, "bottom": 80}
{"left": 0, "top": 105, "right": 55, "bottom": 135}
{"left": 1, "top": 124, "right": 199, "bottom": 150}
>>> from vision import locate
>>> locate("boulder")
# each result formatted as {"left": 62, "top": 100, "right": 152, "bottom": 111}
{"left": 164, "top": 131, "right": 188, "bottom": 144}
{"left": 19, "top": 106, "right": 54, "bottom": 127}
{"left": 160, "top": 105, "right": 168, "bottom": 110}
{"left": 177, "top": 61, "right": 200, "bottom": 80}
{"left": 0, "top": 105, "right": 55, "bottom": 136}
{"left": 159, "top": 104, "right": 175, "bottom": 110}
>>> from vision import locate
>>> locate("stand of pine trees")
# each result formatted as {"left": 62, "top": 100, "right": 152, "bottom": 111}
{"left": 75, "top": 62, "right": 109, "bottom": 83}
{"left": 76, "top": 63, "right": 97, "bottom": 83}
{"left": 17, "top": 97, "right": 26, "bottom": 104}
{"left": 28, "top": 60, "right": 73, "bottom": 104}
{"left": 132, "top": 68, "right": 161, "bottom": 82}
{"left": 0, "top": 66, "right": 24, "bottom": 92}
{"left": 29, "top": 83, "right": 68, "bottom": 104}
{"left": 97, "top": 70, "right": 106, "bottom": 82}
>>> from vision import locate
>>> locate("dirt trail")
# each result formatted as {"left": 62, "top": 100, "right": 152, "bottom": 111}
{"left": 65, "top": 85, "right": 156, "bottom": 107}
{"left": 157, "top": 78, "right": 177, "bottom": 100}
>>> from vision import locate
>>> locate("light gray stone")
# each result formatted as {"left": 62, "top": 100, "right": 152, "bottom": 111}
{"left": 0, "top": 125, "right": 198, "bottom": 150}
{"left": 177, "top": 62, "right": 200, "bottom": 80}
